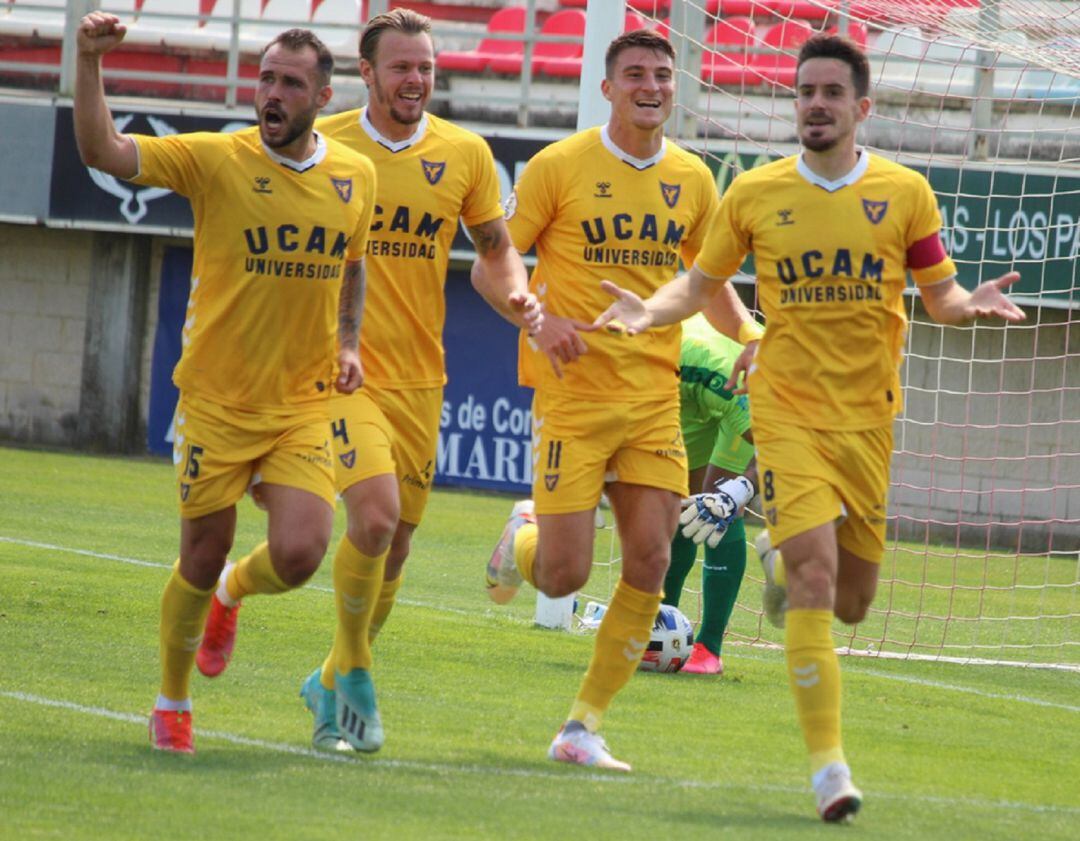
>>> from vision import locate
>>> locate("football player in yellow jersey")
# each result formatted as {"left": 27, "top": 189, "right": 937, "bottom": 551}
{"left": 74, "top": 16, "right": 376, "bottom": 755}
{"left": 483, "top": 29, "right": 756, "bottom": 772}
{"left": 196, "top": 9, "right": 540, "bottom": 754}
{"left": 595, "top": 34, "right": 1025, "bottom": 820}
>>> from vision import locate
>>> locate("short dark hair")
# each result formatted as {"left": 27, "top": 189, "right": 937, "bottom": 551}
{"left": 797, "top": 34, "right": 870, "bottom": 98}
{"left": 605, "top": 29, "right": 675, "bottom": 79}
{"left": 262, "top": 28, "right": 334, "bottom": 87}
{"left": 360, "top": 8, "right": 432, "bottom": 64}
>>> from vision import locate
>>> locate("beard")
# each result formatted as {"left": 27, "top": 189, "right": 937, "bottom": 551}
{"left": 259, "top": 104, "right": 317, "bottom": 150}
{"left": 800, "top": 122, "right": 839, "bottom": 153}
{"left": 370, "top": 77, "right": 424, "bottom": 127}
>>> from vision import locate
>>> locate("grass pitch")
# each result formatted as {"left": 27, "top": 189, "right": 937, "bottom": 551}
{"left": 1, "top": 446, "right": 1077, "bottom": 840}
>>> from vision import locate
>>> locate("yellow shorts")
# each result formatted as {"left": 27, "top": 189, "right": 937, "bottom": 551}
{"left": 329, "top": 384, "right": 442, "bottom": 525}
{"left": 173, "top": 392, "right": 335, "bottom": 520}
{"left": 531, "top": 391, "right": 688, "bottom": 515}
{"left": 754, "top": 416, "right": 892, "bottom": 563}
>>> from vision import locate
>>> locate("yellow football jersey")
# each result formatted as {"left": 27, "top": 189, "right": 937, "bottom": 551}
{"left": 695, "top": 152, "right": 956, "bottom": 430}
{"left": 131, "top": 127, "right": 376, "bottom": 412}
{"left": 508, "top": 126, "right": 719, "bottom": 400}
{"left": 315, "top": 109, "right": 504, "bottom": 388}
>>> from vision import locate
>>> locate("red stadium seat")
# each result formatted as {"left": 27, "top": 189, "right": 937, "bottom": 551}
{"left": 707, "top": 0, "right": 836, "bottom": 20}
{"left": 701, "top": 17, "right": 754, "bottom": 86}
{"left": 488, "top": 8, "right": 585, "bottom": 76}
{"left": 560, "top": 0, "right": 669, "bottom": 10}
{"left": 436, "top": 6, "right": 526, "bottom": 73}
{"left": 541, "top": 11, "right": 647, "bottom": 77}
{"left": 749, "top": 18, "right": 814, "bottom": 87}
{"left": 825, "top": 21, "right": 869, "bottom": 47}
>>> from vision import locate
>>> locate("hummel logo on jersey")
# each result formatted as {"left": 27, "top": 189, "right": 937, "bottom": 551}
{"left": 660, "top": 181, "right": 681, "bottom": 208}
{"left": 776, "top": 208, "right": 795, "bottom": 226}
{"left": 594, "top": 181, "right": 612, "bottom": 198}
{"left": 253, "top": 176, "right": 272, "bottom": 194}
{"left": 862, "top": 198, "right": 888, "bottom": 224}
{"left": 331, "top": 177, "right": 353, "bottom": 203}
{"left": 421, "top": 159, "right": 446, "bottom": 185}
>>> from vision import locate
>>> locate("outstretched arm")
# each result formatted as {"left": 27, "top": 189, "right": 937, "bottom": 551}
{"left": 73, "top": 12, "right": 138, "bottom": 178}
{"left": 919, "top": 272, "right": 1026, "bottom": 326}
{"left": 468, "top": 217, "right": 542, "bottom": 333}
{"left": 335, "top": 259, "right": 365, "bottom": 394}
{"left": 593, "top": 265, "right": 725, "bottom": 335}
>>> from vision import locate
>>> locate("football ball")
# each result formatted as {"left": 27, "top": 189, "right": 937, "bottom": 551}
{"left": 638, "top": 604, "right": 694, "bottom": 673}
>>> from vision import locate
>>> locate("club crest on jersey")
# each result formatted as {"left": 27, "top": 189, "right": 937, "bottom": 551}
{"left": 862, "top": 199, "right": 888, "bottom": 224}
{"left": 331, "top": 177, "right": 353, "bottom": 203}
{"left": 339, "top": 449, "right": 357, "bottom": 469}
{"left": 421, "top": 159, "right": 446, "bottom": 185}
{"left": 179, "top": 483, "right": 191, "bottom": 502}
{"left": 660, "top": 181, "right": 681, "bottom": 209}
{"left": 544, "top": 473, "right": 559, "bottom": 492}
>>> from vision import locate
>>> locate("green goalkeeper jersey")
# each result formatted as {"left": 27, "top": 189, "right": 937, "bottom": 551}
{"left": 679, "top": 312, "right": 755, "bottom": 471}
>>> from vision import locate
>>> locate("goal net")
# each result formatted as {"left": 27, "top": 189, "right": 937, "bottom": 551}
{"left": 577, "top": 0, "right": 1079, "bottom": 671}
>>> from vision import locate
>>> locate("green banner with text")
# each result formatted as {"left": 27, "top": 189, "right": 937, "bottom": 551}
{"left": 704, "top": 150, "right": 1078, "bottom": 304}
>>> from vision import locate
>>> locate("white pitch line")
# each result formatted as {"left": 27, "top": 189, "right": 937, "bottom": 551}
{"left": 733, "top": 650, "right": 1080, "bottom": 714}
{"left": 4, "top": 535, "right": 1077, "bottom": 711}
{"left": 3, "top": 690, "right": 1077, "bottom": 816}
{"left": 848, "top": 667, "right": 1080, "bottom": 714}
{"left": 0, "top": 535, "right": 476, "bottom": 618}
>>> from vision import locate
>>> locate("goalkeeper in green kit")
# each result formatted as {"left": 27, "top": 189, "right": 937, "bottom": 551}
{"left": 665, "top": 309, "right": 762, "bottom": 675}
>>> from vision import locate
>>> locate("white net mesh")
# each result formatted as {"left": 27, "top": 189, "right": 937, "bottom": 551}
{"left": 577, "top": 0, "right": 1079, "bottom": 670}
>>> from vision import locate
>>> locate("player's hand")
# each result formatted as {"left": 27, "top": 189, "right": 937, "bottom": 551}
{"left": 679, "top": 489, "right": 741, "bottom": 549}
{"left": 336, "top": 348, "right": 363, "bottom": 394}
{"left": 723, "top": 340, "right": 758, "bottom": 395}
{"left": 593, "top": 280, "right": 652, "bottom": 335}
{"left": 509, "top": 290, "right": 543, "bottom": 333}
{"left": 77, "top": 12, "right": 127, "bottom": 56}
{"left": 529, "top": 312, "right": 593, "bottom": 379}
{"left": 967, "top": 272, "right": 1026, "bottom": 323}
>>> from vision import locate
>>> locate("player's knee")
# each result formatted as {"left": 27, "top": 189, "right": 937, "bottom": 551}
{"left": 538, "top": 562, "right": 588, "bottom": 598}
{"left": 835, "top": 594, "right": 871, "bottom": 625}
{"left": 269, "top": 534, "right": 329, "bottom": 587}
{"left": 788, "top": 562, "right": 835, "bottom": 605}
{"left": 344, "top": 494, "right": 399, "bottom": 557}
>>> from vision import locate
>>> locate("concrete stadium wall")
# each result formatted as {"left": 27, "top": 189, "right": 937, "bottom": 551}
{"left": 0, "top": 222, "right": 166, "bottom": 452}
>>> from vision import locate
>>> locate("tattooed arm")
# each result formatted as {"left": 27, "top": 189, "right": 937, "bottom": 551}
{"left": 335, "top": 258, "right": 365, "bottom": 394}
{"left": 468, "top": 216, "right": 541, "bottom": 332}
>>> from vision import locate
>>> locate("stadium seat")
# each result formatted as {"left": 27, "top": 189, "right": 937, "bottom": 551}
{"left": 748, "top": 18, "right": 814, "bottom": 87}
{"left": 487, "top": 8, "right": 585, "bottom": 76}
{"left": 436, "top": 5, "right": 526, "bottom": 73}
{"left": 559, "top": 0, "right": 669, "bottom": 10}
{"left": 540, "top": 11, "right": 647, "bottom": 77}
{"left": 700, "top": 16, "right": 754, "bottom": 86}
{"left": 825, "top": 21, "right": 869, "bottom": 47}
{"left": 706, "top": 0, "right": 838, "bottom": 21}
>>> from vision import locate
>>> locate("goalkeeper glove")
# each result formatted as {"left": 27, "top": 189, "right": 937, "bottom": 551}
{"left": 679, "top": 475, "right": 756, "bottom": 549}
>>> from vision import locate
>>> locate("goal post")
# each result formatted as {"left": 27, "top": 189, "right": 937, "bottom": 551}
{"left": 571, "top": 0, "right": 1079, "bottom": 670}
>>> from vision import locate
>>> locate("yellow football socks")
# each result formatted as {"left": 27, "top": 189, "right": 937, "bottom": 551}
{"left": 319, "top": 537, "right": 387, "bottom": 686}
{"left": 332, "top": 536, "right": 385, "bottom": 673}
{"left": 786, "top": 608, "right": 846, "bottom": 775}
{"left": 159, "top": 563, "right": 214, "bottom": 701}
{"left": 512, "top": 521, "right": 539, "bottom": 588}
{"left": 569, "top": 579, "right": 660, "bottom": 732}
{"left": 368, "top": 571, "right": 404, "bottom": 644}
{"left": 227, "top": 541, "right": 290, "bottom": 600}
